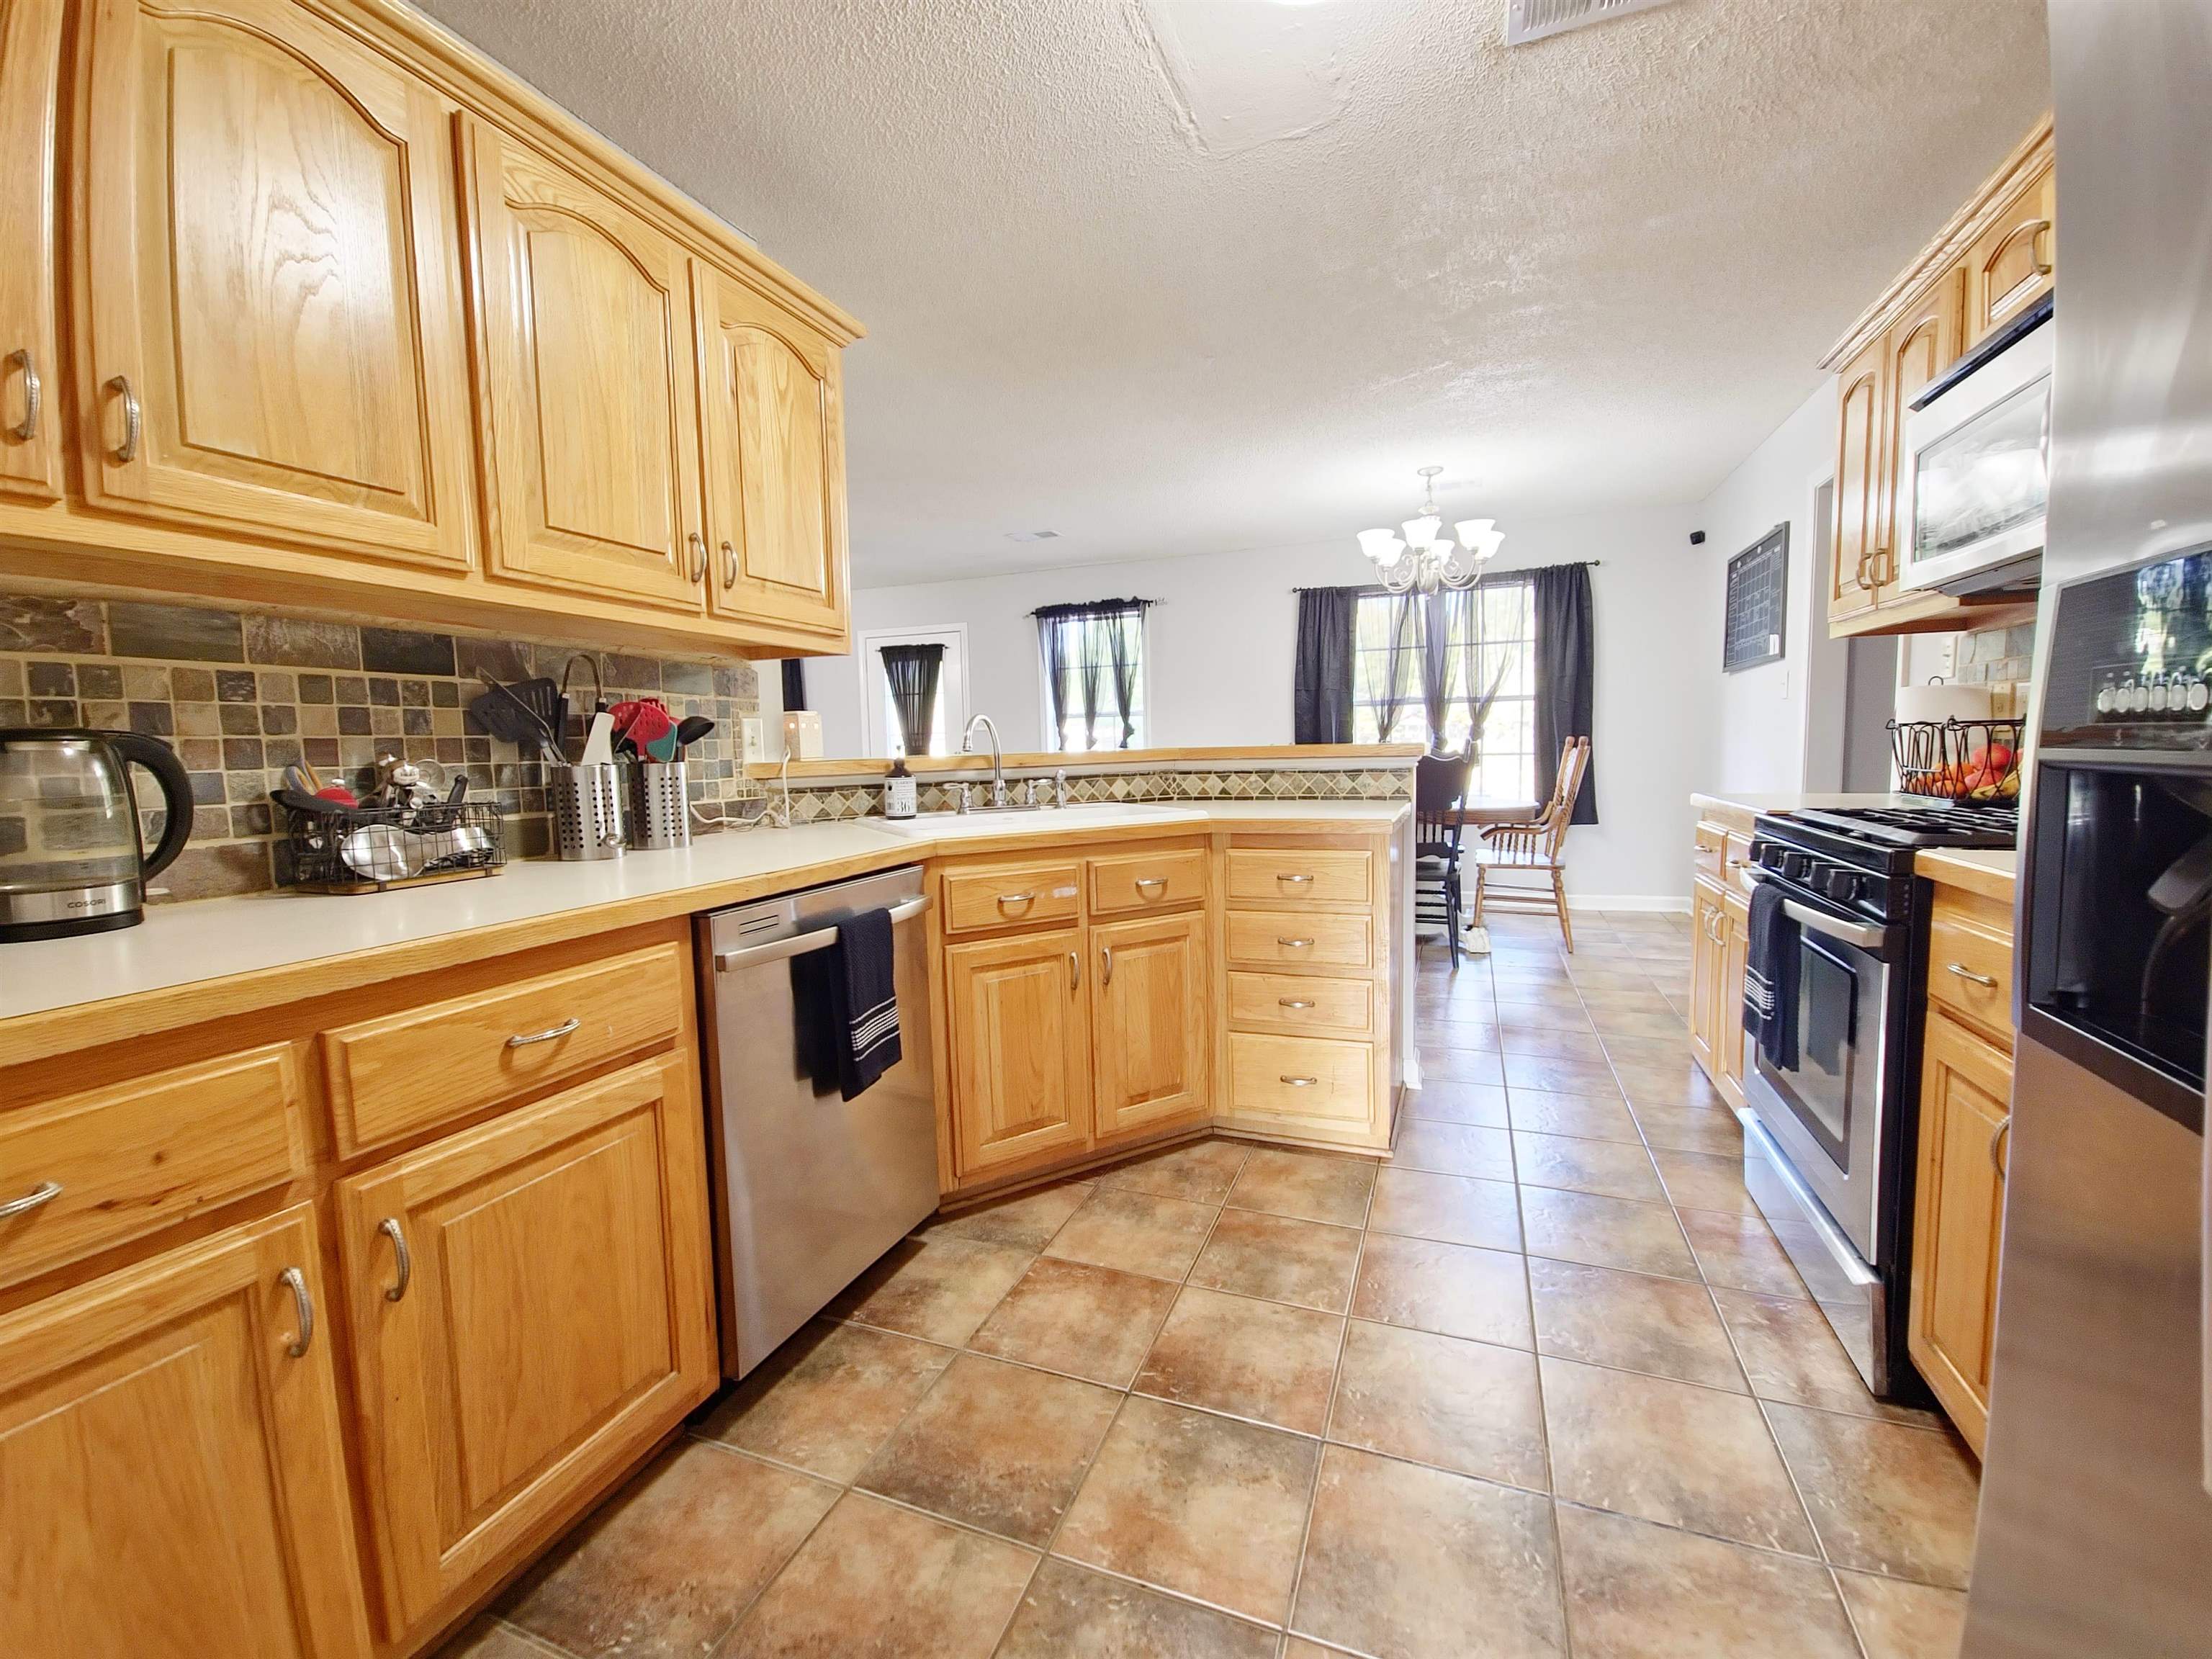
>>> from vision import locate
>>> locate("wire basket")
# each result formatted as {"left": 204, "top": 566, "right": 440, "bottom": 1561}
{"left": 276, "top": 799, "right": 506, "bottom": 894}
{"left": 1887, "top": 717, "right": 2025, "bottom": 802}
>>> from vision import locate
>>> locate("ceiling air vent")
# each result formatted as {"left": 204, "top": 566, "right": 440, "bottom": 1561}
{"left": 1004, "top": 529, "right": 1060, "bottom": 544}
{"left": 1506, "top": 0, "right": 1680, "bottom": 45}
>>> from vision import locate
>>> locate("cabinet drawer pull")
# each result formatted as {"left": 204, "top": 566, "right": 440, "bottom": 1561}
{"left": 0, "top": 1179, "right": 60, "bottom": 1219}
{"left": 1279, "top": 998, "right": 1316, "bottom": 1010}
{"left": 507, "top": 1016, "right": 580, "bottom": 1048}
{"left": 279, "top": 1266, "right": 315, "bottom": 1357}
{"left": 378, "top": 1217, "right": 412, "bottom": 1303}
{"left": 1277, "top": 936, "right": 1314, "bottom": 948}
{"left": 1069, "top": 949, "right": 1080, "bottom": 989}
{"left": 686, "top": 531, "right": 706, "bottom": 584}
{"left": 8, "top": 347, "right": 38, "bottom": 442}
{"left": 995, "top": 891, "right": 1038, "bottom": 908}
{"left": 721, "top": 538, "right": 739, "bottom": 587}
{"left": 107, "top": 374, "right": 140, "bottom": 463}
{"left": 1133, "top": 876, "right": 1168, "bottom": 891}
{"left": 1277, "top": 873, "right": 1315, "bottom": 886}
{"left": 1102, "top": 945, "right": 1114, "bottom": 986}
{"left": 1989, "top": 1114, "right": 2013, "bottom": 1177}
{"left": 1946, "top": 963, "right": 1999, "bottom": 989}
{"left": 1279, "top": 1074, "right": 1320, "bottom": 1087}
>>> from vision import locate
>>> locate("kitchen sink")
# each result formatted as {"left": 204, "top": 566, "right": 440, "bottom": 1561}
{"left": 860, "top": 803, "right": 1200, "bottom": 840}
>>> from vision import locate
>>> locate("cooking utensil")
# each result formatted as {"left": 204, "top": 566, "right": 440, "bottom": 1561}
{"left": 580, "top": 711, "right": 616, "bottom": 767}
{"left": 674, "top": 716, "right": 715, "bottom": 757}
{"left": 470, "top": 673, "right": 566, "bottom": 762}
{"left": 610, "top": 698, "right": 677, "bottom": 762}
{"left": 338, "top": 820, "right": 494, "bottom": 884}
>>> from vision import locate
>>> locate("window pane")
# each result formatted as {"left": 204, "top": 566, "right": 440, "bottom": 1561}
{"left": 1040, "top": 609, "right": 1146, "bottom": 752}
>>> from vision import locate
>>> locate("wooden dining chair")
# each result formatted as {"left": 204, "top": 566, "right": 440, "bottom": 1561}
{"left": 1472, "top": 736, "right": 1592, "bottom": 950}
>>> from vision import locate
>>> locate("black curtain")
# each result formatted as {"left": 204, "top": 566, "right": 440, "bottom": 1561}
{"left": 1105, "top": 609, "right": 1143, "bottom": 747}
{"left": 1373, "top": 592, "right": 1420, "bottom": 745}
{"left": 1036, "top": 599, "right": 1150, "bottom": 751}
{"left": 780, "top": 659, "right": 806, "bottom": 713}
{"left": 1532, "top": 562, "right": 1599, "bottom": 824}
{"left": 1419, "top": 591, "right": 1451, "bottom": 752}
{"left": 1292, "top": 588, "right": 1357, "bottom": 743}
{"left": 879, "top": 643, "right": 944, "bottom": 757}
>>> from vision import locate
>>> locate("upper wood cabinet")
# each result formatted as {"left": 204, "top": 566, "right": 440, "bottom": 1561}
{"left": 333, "top": 1051, "right": 714, "bottom": 1640}
{"left": 0, "top": 0, "right": 61, "bottom": 500}
{"left": 697, "top": 261, "right": 848, "bottom": 639}
{"left": 1091, "top": 909, "right": 1209, "bottom": 1143}
{"left": 0, "top": 1205, "right": 372, "bottom": 1658}
{"left": 944, "top": 925, "right": 1092, "bottom": 1179}
{"left": 76, "top": 0, "right": 478, "bottom": 568}
{"left": 1965, "top": 159, "right": 2054, "bottom": 346}
{"left": 1827, "top": 335, "right": 1888, "bottom": 629}
{"left": 468, "top": 121, "right": 706, "bottom": 613}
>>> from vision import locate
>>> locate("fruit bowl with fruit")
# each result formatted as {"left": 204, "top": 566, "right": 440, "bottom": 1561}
{"left": 1889, "top": 717, "right": 2025, "bottom": 801}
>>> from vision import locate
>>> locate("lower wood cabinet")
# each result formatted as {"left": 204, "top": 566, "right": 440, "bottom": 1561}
{"left": 1689, "top": 876, "right": 1726, "bottom": 1082}
{"left": 335, "top": 1050, "right": 715, "bottom": 1637}
{"left": 0, "top": 1205, "right": 372, "bottom": 1657}
{"left": 1092, "top": 910, "right": 1209, "bottom": 1143}
{"left": 944, "top": 925, "right": 1092, "bottom": 1178}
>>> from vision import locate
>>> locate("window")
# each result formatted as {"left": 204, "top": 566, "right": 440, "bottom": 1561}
{"left": 1036, "top": 600, "right": 1149, "bottom": 752}
{"left": 857, "top": 626, "right": 968, "bottom": 757}
{"left": 1352, "top": 579, "right": 1537, "bottom": 803}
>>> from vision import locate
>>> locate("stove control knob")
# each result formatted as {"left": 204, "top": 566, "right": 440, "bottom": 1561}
{"left": 1821, "top": 868, "right": 1863, "bottom": 905}
{"left": 1781, "top": 853, "right": 1812, "bottom": 881}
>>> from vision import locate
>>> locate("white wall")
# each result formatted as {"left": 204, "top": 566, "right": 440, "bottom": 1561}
{"left": 814, "top": 503, "right": 1712, "bottom": 904}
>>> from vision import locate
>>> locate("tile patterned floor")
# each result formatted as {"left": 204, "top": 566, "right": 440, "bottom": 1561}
{"left": 439, "top": 909, "right": 1979, "bottom": 1659}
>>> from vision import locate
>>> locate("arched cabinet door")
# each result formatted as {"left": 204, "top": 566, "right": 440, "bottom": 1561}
{"left": 467, "top": 121, "right": 706, "bottom": 613}
{"left": 696, "top": 262, "right": 848, "bottom": 639}
{"left": 76, "top": 0, "right": 477, "bottom": 569}
{"left": 0, "top": 0, "right": 63, "bottom": 502}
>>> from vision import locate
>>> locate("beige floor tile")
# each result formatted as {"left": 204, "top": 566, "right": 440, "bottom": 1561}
{"left": 1408, "top": 1079, "right": 1512, "bottom": 1125}
{"left": 1529, "top": 1258, "right": 1746, "bottom": 1391}
{"left": 1293, "top": 1444, "right": 1567, "bottom": 1659}
{"left": 1328, "top": 1318, "right": 1548, "bottom": 1490}
{"left": 923, "top": 1181, "right": 1094, "bottom": 1252}
{"left": 503, "top": 1442, "right": 837, "bottom": 1659}
{"left": 1187, "top": 1206, "right": 1363, "bottom": 1313}
{"left": 1392, "top": 1118, "right": 1517, "bottom": 1182}
{"left": 1056, "top": 1394, "right": 1318, "bottom": 1625}
{"left": 855, "top": 1352, "right": 1120, "bottom": 1545}
{"left": 721, "top": 1491, "right": 1035, "bottom": 1659}
{"left": 1502, "top": 1053, "right": 1624, "bottom": 1098}
{"left": 1653, "top": 1147, "right": 1759, "bottom": 1215}
{"left": 1499, "top": 1030, "right": 1612, "bottom": 1066}
{"left": 1763, "top": 1404, "right": 1982, "bottom": 1589}
{"left": 1135, "top": 1284, "right": 1345, "bottom": 1434}
{"left": 1224, "top": 1146, "right": 1379, "bottom": 1227}
{"left": 1044, "top": 1187, "right": 1220, "bottom": 1280}
{"left": 1511, "top": 1130, "right": 1665, "bottom": 1202}
{"left": 1678, "top": 1207, "right": 1809, "bottom": 1298}
{"left": 1555, "top": 1502, "right": 1861, "bottom": 1658}
{"left": 698, "top": 1318, "right": 955, "bottom": 1482}
{"left": 1612, "top": 1061, "right": 1727, "bottom": 1111}
{"left": 1367, "top": 1166, "right": 1523, "bottom": 1251}
{"left": 1505, "top": 1088, "right": 1640, "bottom": 1142}
{"left": 1490, "top": 986, "right": 1588, "bottom": 1012}
{"left": 829, "top": 1235, "right": 1036, "bottom": 1349}
{"left": 1835, "top": 1568, "right": 1969, "bottom": 1659}
{"left": 968, "top": 1256, "right": 1181, "bottom": 1388}
{"left": 429, "top": 1618, "right": 565, "bottom": 1659}
{"left": 1519, "top": 1187, "right": 1699, "bottom": 1280}
{"left": 1583, "top": 1008, "right": 1691, "bottom": 1043}
{"left": 1603, "top": 1032, "right": 1701, "bottom": 1068}
{"left": 1094, "top": 1138, "right": 1252, "bottom": 1205}
{"left": 1714, "top": 1290, "right": 1943, "bottom": 1426}
{"left": 1424, "top": 1019, "right": 1503, "bottom": 1052}
{"left": 1420, "top": 1045, "right": 1506, "bottom": 1084}
{"left": 1540, "top": 1358, "right": 1818, "bottom": 1555}
{"left": 994, "top": 1558, "right": 1279, "bottom": 1659}
{"left": 1350, "top": 1231, "right": 1533, "bottom": 1349}
{"left": 1629, "top": 1102, "right": 1743, "bottom": 1156}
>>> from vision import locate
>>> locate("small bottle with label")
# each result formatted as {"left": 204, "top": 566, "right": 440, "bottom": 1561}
{"left": 884, "top": 755, "right": 917, "bottom": 819}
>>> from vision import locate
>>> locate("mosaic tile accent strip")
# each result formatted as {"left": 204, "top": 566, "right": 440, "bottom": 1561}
{"left": 779, "top": 764, "right": 1415, "bottom": 824}
{"left": 0, "top": 595, "right": 761, "bottom": 904}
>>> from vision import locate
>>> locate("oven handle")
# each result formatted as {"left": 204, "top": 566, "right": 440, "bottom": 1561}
{"left": 1739, "top": 867, "right": 1889, "bottom": 951}
{"left": 714, "top": 894, "right": 930, "bottom": 971}
{"left": 1734, "top": 1106, "right": 1880, "bottom": 1288}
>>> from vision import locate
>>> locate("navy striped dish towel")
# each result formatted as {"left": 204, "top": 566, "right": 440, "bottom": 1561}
{"left": 830, "top": 906, "right": 902, "bottom": 1100}
{"left": 1740, "top": 879, "right": 1799, "bottom": 1071}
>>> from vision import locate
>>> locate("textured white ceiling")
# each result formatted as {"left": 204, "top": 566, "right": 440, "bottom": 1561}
{"left": 416, "top": 0, "right": 2049, "bottom": 585}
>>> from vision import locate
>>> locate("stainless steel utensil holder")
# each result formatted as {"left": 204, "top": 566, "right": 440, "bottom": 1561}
{"left": 626, "top": 760, "right": 691, "bottom": 850}
{"left": 550, "top": 763, "right": 626, "bottom": 860}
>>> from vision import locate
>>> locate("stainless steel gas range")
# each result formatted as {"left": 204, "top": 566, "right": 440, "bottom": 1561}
{"left": 1735, "top": 800, "right": 2016, "bottom": 1401}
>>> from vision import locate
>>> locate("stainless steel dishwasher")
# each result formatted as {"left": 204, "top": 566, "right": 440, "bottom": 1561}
{"left": 697, "top": 864, "right": 936, "bottom": 1377}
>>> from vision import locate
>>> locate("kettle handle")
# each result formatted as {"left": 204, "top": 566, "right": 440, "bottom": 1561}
{"left": 107, "top": 732, "right": 194, "bottom": 882}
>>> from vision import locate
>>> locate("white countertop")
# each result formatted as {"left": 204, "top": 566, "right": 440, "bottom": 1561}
{"left": 0, "top": 800, "right": 1408, "bottom": 1030}
{"left": 1692, "top": 791, "right": 1927, "bottom": 814}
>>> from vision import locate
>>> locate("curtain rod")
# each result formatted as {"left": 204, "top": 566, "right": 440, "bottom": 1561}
{"left": 1028, "top": 597, "right": 1163, "bottom": 616}
{"left": 1290, "top": 560, "right": 1601, "bottom": 594}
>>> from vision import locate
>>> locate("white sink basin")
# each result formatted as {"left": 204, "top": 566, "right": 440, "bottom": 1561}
{"left": 860, "top": 803, "right": 1200, "bottom": 840}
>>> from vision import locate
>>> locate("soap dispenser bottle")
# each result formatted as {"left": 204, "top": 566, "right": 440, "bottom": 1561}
{"left": 884, "top": 754, "right": 917, "bottom": 819}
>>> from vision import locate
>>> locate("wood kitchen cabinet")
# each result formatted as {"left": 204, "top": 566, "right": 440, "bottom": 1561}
{"left": 1964, "top": 159, "right": 2054, "bottom": 345}
{"left": 1827, "top": 333, "right": 1889, "bottom": 629}
{"left": 1687, "top": 801, "right": 1753, "bottom": 1112}
{"left": 0, "top": 1205, "right": 372, "bottom": 1658}
{"left": 76, "top": 0, "right": 478, "bottom": 568}
{"left": 1718, "top": 885, "right": 1750, "bottom": 1103}
{"left": 0, "top": 0, "right": 61, "bottom": 500}
{"left": 1689, "top": 878, "right": 1725, "bottom": 1081}
{"left": 945, "top": 925, "right": 1094, "bottom": 1178}
{"left": 1091, "top": 909, "right": 1210, "bottom": 1143}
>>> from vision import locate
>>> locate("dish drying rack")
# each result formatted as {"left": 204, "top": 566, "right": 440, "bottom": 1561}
{"left": 276, "top": 796, "right": 507, "bottom": 894}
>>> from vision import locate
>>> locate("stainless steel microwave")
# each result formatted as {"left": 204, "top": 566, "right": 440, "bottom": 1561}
{"left": 1896, "top": 302, "right": 2051, "bottom": 598}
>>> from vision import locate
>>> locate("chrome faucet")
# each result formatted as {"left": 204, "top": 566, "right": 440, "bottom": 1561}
{"left": 961, "top": 714, "right": 1008, "bottom": 809}
{"left": 769, "top": 747, "right": 793, "bottom": 829}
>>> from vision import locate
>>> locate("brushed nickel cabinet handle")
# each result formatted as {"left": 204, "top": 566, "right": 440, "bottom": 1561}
{"left": 1946, "top": 963, "right": 1999, "bottom": 989}
{"left": 1102, "top": 945, "right": 1114, "bottom": 986}
{"left": 107, "top": 374, "right": 140, "bottom": 463}
{"left": 507, "top": 1016, "right": 580, "bottom": 1048}
{"left": 687, "top": 531, "right": 706, "bottom": 583}
{"left": 9, "top": 349, "right": 38, "bottom": 441}
{"left": 1277, "top": 873, "right": 1315, "bottom": 886}
{"left": 721, "top": 538, "right": 739, "bottom": 586}
{"left": 1069, "top": 949, "right": 1080, "bottom": 989}
{"left": 378, "top": 1217, "right": 412, "bottom": 1303}
{"left": 0, "top": 1179, "right": 60, "bottom": 1218}
{"left": 1279, "top": 998, "right": 1316, "bottom": 1010}
{"left": 279, "top": 1266, "right": 315, "bottom": 1357}
{"left": 1278, "top": 936, "right": 1314, "bottom": 948}
{"left": 996, "top": 891, "right": 1038, "bottom": 909}
{"left": 1134, "top": 876, "right": 1167, "bottom": 889}
{"left": 1280, "top": 1074, "right": 1319, "bottom": 1087}
{"left": 1989, "top": 1115, "right": 2013, "bottom": 1177}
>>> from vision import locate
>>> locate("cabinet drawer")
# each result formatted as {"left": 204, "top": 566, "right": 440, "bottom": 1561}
{"left": 0, "top": 1044, "right": 307, "bottom": 1290}
{"left": 1928, "top": 899, "right": 2014, "bottom": 1043}
{"left": 1693, "top": 821, "right": 1727, "bottom": 886}
{"left": 322, "top": 943, "right": 685, "bottom": 1156}
{"left": 1228, "top": 971, "right": 1372, "bottom": 1037}
{"left": 1225, "top": 848, "right": 1372, "bottom": 908}
{"left": 941, "top": 861, "right": 1082, "bottom": 935}
{"left": 1228, "top": 1032, "right": 1374, "bottom": 1123}
{"left": 1224, "top": 909, "right": 1372, "bottom": 971}
{"left": 1089, "top": 848, "right": 1206, "bottom": 915}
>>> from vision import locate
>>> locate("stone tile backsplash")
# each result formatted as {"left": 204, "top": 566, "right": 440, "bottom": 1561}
{"left": 778, "top": 765, "right": 1415, "bottom": 824}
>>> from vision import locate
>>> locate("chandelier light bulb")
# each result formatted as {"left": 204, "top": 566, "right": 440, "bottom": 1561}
{"left": 1357, "top": 528, "right": 1404, "bottom": 564}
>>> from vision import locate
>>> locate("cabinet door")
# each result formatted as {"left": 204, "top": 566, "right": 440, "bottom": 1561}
{"left": 945, "top": 926, "right": 1091, "bottom": 1179}
{"left": 1828, "top": 334, "right": 1889, "bottom": 626}
{"left": 1687, "top": 880, "right": 1724, "bottom": 1081}
{"left": 1092, "top": 910, "right": 1208, "bottom": 1142}
{"left": 335, "top": 1052, "right": 715, "bottom": 1637}
{"left": 1908, "top": 1009, "right": 2010, "bottom": 1457}
{"left": 468, "top": 122, "right": 705, "bottom": 611}
{"left": 0, "top": 0, "right": 61, "bottom": 500}
{"left": 1717, "top": 888, "right": 1750, "bottom": 1104}
{"left": 696, "top": 262, "right": 848, "bottom": 639}
{"left": 0, "top": 1206, "right": 371, "bottom": 1658}
{"left": 76, "top": 0, "right": 476, "bottom": 566}
{"left": 1964, "top": 161, "right": 2054, "bottom": 346}
{"left": 1874, "top": 271, "right": 1965, "bottom": 603}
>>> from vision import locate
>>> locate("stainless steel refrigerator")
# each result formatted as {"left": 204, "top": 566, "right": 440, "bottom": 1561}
{"left": 1964, "top": 3, "right": 2212, "bottom": 1653}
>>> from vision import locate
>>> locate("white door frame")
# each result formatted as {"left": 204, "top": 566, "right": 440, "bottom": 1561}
{"left": 856, "top": 624, "right": 971, "bottom": 757}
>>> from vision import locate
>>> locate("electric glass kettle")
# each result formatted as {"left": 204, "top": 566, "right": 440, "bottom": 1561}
{"left": 0, "top": 728, "right": 194, "bottom": 942}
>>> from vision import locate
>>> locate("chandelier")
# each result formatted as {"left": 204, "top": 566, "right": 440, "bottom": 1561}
{"left": 1357, "top": 466, "right": 1504, "bottom": 593}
